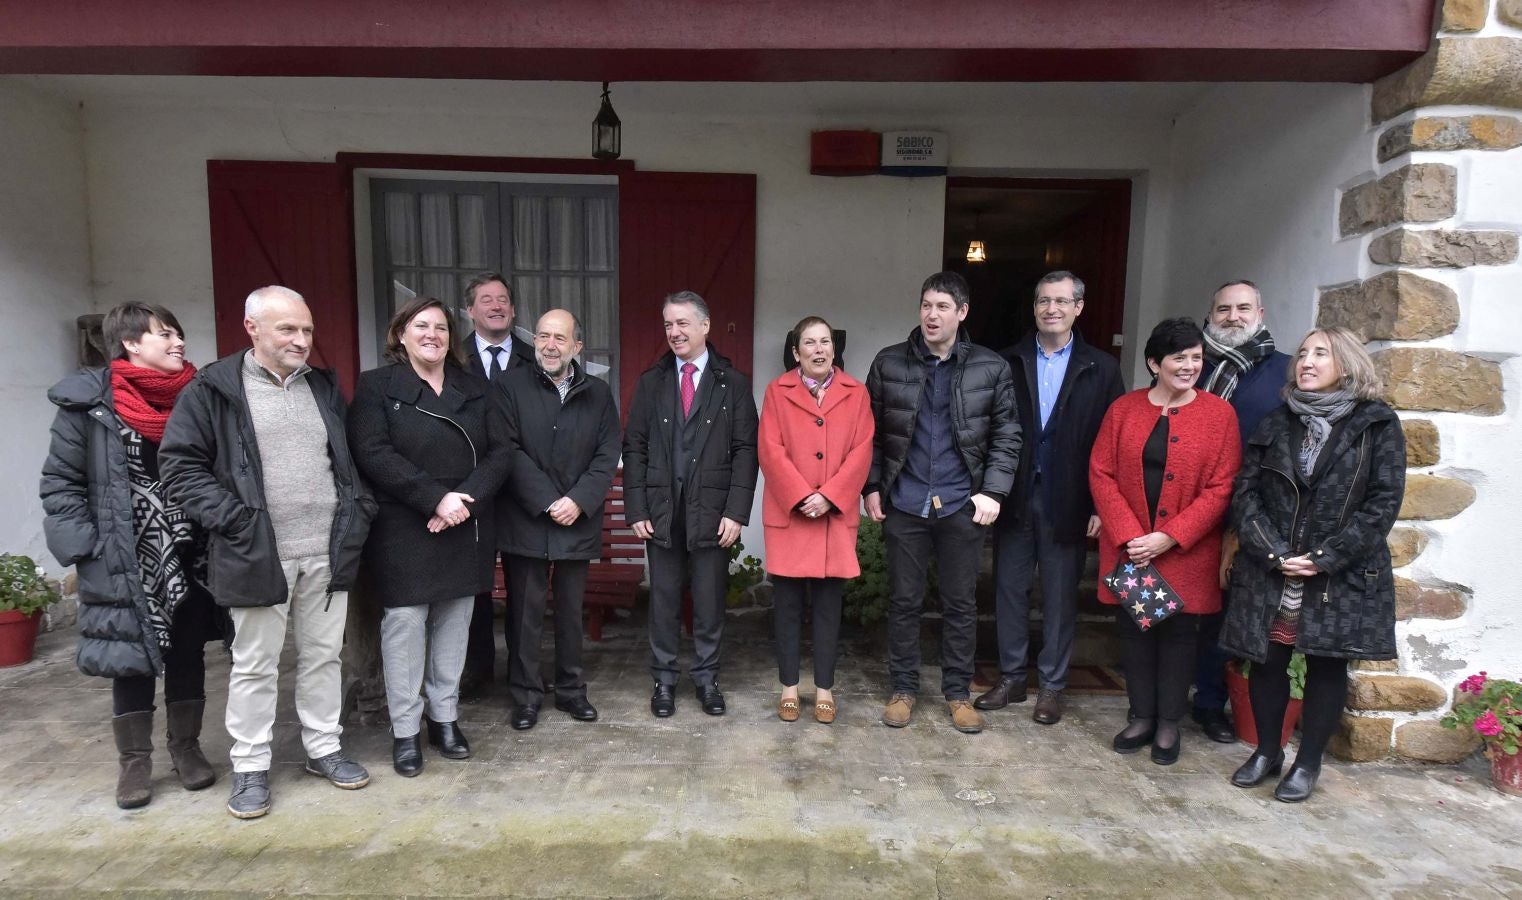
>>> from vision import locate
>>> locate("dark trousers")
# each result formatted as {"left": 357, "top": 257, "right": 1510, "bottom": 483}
{"left": 647, "top": 501, "right": 729, "bottom": 689}
{"left": 992, "top": 489, "right": 1086, "bottom": 691}
{"left": 883, "top": 503, "right": 983, "bottom": 699}
{"left": 772, "top": 576, "right": 844, "bottom": 690}
{"left": 1249, "top": 642, "right": 1349, "bottom": 770}
{"left": 464, "top": 551, "right": 506, "bottom": 680}
{"left": 112, "top": 611, "right": 208, "bottom": 715}
{"left": 505, "top": 555, "right": 589, "bottom": 708}
{"left": 1193, "top": 604, "right": 1232, "bottom": 712}
{"left": 1119, "top": 609, "right": 1199, "bottom": 723}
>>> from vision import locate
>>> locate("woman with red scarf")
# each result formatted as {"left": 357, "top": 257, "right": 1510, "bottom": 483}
{"left": 42, "top": 302, "right": 226, "bottom": 809}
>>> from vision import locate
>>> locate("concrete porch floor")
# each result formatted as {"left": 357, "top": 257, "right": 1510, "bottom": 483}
{"left": 1, "top": 610, "right": 1519, "bottom": 898}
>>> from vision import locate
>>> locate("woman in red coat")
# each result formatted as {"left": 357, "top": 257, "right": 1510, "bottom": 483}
{"left": 1089, "top": 317, "right": 1240, "bottom": 764}
{"left": 758, "top": 316, "right": 875, "bottom": 724}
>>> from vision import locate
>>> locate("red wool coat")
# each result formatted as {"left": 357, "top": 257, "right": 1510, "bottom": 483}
{"left": 1088, "top": 389, "right": 1241, "bottom": 614}
{"left": 758, "top": 368, "right": 875, "bottom": 579}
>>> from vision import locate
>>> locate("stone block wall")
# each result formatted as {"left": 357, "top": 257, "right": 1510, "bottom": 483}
{"left": 1319, "top": 1, "right": 1522, "bottom": 763}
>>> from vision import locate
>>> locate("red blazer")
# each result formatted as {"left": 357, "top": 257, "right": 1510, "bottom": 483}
{"left": 1088, "top": 389, "right": 1241, "bottom": 614}
{"left": 758, "top": 368, "right": 875, "bottom": 579}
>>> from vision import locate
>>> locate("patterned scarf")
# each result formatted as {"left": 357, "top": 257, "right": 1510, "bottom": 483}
{"left": 120, "top": 426, "right": 207, "bottom": 649}
{"left": 1201, "top": 327, "right": 1276, "bottom": 401}
{"left": 110, "top": 358, "right": 196, "bottom": 443}
{"left": 1285, "top": 387, "right": 1359, "bottom": 477}
{"left": 802, "top": 368, "right": 835, "bottom": 407}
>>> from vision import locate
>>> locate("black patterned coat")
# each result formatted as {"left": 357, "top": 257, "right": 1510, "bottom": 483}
{"left": 1220, "top": 400, "right": 1406, "bottom": 662}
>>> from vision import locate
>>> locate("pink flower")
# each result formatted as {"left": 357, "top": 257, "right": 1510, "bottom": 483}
{"left": 1475, "top": 710, "right": 1503, "bottom": 737}
{"left": 1459, "top": 672, "right": 1488, "bottom": 694}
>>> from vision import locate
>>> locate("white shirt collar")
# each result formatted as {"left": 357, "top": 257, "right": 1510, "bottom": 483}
{"left": 677, "top": 349, "right": 710, "bottom": 378}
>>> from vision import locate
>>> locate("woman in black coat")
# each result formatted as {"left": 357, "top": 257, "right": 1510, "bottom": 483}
{"left": 347, "top": 296, "right": 512, "bottom": 777}
{"left": 41, "top": 302, "right": 225, "bottom": 809}
{"left": 1221, "top": 327, "right": 1406, "bottom": 803}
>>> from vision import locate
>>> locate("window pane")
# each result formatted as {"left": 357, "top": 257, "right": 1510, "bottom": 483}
{"left": 548, "top": 197, "right": 581, "bottom": 271}
{"left": 422, "top": 272, "right": 455, "bottom": 305}
{"left": 513, "top": 275, "right": 546, "bottom": 327}
{"left": 384, "top": 193, "right": 418, "bottom": 266}
{"left": 389, "top": 270, "right": 419, "bottom": 319}
{"left": 457, "top": 195, "right": 487, "bottom": 268}
{"left": 512, "top": 197, "right": 545, "bottom": 271}
{"left": 585, "top": 277, "right": 614, "bottom": 348}
{"left": 420, "top": 193, "right": 455, "bottom": 267}
{"left": 549, "top": 275, "right": 583, "bottom": 310}
{"left": 585, "top": 198, "right": 615, "bottom": 272}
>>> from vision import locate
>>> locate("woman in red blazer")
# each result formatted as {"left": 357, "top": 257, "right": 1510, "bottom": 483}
{"left": 758, "top": 316, "right": 875, "bottom": 724}
{"left": 1089, "top": 317, "right": 1240, "bottom": 764}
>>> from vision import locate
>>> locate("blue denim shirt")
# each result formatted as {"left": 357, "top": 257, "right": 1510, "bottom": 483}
{"left": 889, "top": 338, "right": 972, "bottom": 518}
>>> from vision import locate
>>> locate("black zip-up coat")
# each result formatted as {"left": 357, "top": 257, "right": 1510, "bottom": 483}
{"left": 865, "top": 327, "right": 1021, "bottom": 502}
{"left": 622, "top": 349, "right": 759, "bottom": 551}
{"left": 998, "top": 331, "right": 1125, "bottom": 541}
{"left": 497, "top": 362, "right": 621, "bottom": 561}
{"left": 159, "top": 351, "right": 377, "bottom": 608}
{"left": 1220, "top": 400, "right": 1406, "bottom": 662}
{"left": 347, "top": 363, "right": 513, "bottom": 607}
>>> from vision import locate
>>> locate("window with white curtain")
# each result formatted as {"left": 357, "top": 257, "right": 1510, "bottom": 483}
{"left": 370, "top": 178, "right": 620, "bottom": 401}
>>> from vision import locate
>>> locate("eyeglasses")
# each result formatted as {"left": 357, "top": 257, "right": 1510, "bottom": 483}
{"left": 1035, "top": 297, "right": 1079, "bottom": 309}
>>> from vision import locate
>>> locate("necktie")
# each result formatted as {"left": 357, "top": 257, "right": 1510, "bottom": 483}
{"left": 487, "top": 345, "right": 504, "bottom": 379}
{"left": 680, "top": 362, "right": 697, "bottom": 418}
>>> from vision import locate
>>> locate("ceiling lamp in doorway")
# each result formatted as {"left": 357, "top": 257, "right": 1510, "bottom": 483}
{"left": 593, "top": 82, "right": 622, "bottom": 160}
{"left": 966, "top": 240, "right": 988, "bottom": 263}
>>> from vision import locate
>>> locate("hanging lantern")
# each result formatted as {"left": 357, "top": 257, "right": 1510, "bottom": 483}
{"left": 966, "top": 240, "right": 987, "bottom": 263}
{"left": 593, "top": 82, "right": 622, "bottom": 160}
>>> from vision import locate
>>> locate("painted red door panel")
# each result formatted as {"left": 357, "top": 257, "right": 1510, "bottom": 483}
{"left": 206, "top": 160, "right": 358, "bottom": 395}
{"left": 617, "top": 171, "right": 756, "bottom": 416}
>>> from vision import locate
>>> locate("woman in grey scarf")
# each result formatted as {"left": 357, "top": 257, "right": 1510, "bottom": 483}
{"left": 1219, "top": 327, "right": 1406, "bottom": 803}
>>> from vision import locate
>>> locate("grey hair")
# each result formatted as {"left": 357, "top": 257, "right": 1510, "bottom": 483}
{"left": 1034, "top": 270, "right": 1085, "bottom": 302}
{"left": 1213, "top": 280, "right": 1262, "bottom": 306}
{"left": 244, "top": 285, "right": 305, "bottom": 320}
{"left": 663, "top": 290, "right": 711, "bottom": 321}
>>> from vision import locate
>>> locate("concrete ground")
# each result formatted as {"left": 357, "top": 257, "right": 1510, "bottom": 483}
{"left": 2, "top": 610, "right": 1519, "bottom": 899}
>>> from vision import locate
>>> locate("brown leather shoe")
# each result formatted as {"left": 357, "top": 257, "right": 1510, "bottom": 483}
{"left": 973, "top": 676, "right": 1027, "bottom": 710}
{"left": 948, "top": 699, "right": 983, "bottom": 734}
{"left": 778, "top": 696, "right": 800, "bottom": 722}
{"left": 882, "top": 693, "right": 915, "bottom": 727}
{"left": 814, "top": 699, "right": 836, "bottom": 725}
{"left": 1032, "top": 687, "right": 1064, "bottom": 725}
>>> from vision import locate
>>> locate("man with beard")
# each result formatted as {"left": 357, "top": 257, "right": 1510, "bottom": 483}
{"left": 1194, "top": 279, "right": 1292, "bottom": 743}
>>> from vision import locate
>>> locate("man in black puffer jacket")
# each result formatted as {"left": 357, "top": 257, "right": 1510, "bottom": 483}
{"left": 865, "top": 271, "right": 1021, "bottom": 735}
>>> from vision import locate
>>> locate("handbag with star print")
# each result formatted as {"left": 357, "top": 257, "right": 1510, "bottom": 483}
{"left": 1102, "top": 557, "right": 1184, "bottom": 632}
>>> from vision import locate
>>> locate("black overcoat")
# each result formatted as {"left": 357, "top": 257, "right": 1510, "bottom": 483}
{"left": 346, "top": 362, "right": 513, "bottom": 607}
{"left": 497, "top": 362, "right": 622, "bottom": 561}
{"left": 622, "top": 349, "right": 759, "bottom": 551}
{"left": 1220, "top": 400, "right": 1406, "bottom": 662}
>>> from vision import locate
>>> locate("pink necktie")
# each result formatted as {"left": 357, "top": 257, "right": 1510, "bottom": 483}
{"left": 680, "top": 362, "right": 697, "bottom": 418}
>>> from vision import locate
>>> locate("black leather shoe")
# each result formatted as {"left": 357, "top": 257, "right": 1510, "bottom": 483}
{"left": 1193, "top": 707, "right": 1238, "bottom": 744}
{"left": 651, "top": 683, "right": 676, "bottom": 718}
{"left": 1231, "top": 749, "right": 1285, "bottom": 787}
{"left": 1112, "top": 723, "right": 1156, "bottom": 754}
{"left": 555, "top": 696, "right": 599, "bottom": 722}
{"left": 1274, "top": 765, "right": 1321, "bottom": 803}
{"left": 392, "top": 734, "right": 424, "bottom": 777}
{"left": 425, "top": 718, "right": 471, "bottom": 758}
{"left": 973, "top": 676, "right": 1027, "bottom": 710}
{"left": 510, "top": 705, "right": 540, "bottom": 731}
{"left": 1151, "top": 737, "right": 1182, "bottom": 766}
{"left": 696, "top": 684, "right": 727, "bottom": 716}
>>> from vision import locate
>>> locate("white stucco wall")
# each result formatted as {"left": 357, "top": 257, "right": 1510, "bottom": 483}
{"left": 0, "top": 80, "right": 93, "bottom": 567}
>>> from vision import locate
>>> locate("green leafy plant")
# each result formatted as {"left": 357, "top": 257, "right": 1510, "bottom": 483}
{"left": 1239, "top": 651, "right": 1308, "bottom": 701}
{"left": 725, "top": 541, "right": 765, "bottom": 607}
{"left": 0, "top": 554, "right": 59, "bottom": 616}
{"left": 842, "top": 519, "right": 940, "bottom": 626}
{"left": 1441, "top": 671, "right": 1522, "bottom": 757}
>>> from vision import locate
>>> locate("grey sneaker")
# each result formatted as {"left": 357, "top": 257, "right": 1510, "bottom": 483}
{"left": 227, "top": 770, "right": 271, "bottom": 819}
{"left": 303, "top": 751, "right": 370, "bottom": 790}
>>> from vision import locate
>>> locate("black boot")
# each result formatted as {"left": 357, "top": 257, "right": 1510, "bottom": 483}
{"left": 111, "top": 711, "right": 154, "bottom": 809}
{"left": 393, "top": 734, "right": 424, "bottom": 777}
{"left": 165, "top": 699, "right": 216, "bottom": 791}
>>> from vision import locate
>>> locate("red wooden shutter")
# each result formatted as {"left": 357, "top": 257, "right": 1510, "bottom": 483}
{"left": 617, "top": 171, "right": 757, "bottom": 414}
{"left": 206, "top": 160, "right": 359, "bottom": 395}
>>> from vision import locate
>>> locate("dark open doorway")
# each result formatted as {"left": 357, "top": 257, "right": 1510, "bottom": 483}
{"left": 941, "top": 177, "right": 1131, "bottom": 357}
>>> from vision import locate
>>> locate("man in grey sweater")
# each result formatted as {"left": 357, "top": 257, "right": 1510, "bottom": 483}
{"left": 161, "top": 286, "right": 375, "bottom": 819}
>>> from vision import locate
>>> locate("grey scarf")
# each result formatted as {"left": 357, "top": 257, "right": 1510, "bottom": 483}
{"left": 1202, "top": 326, "right": 1277, "bottom": 401}
{"left": 1285, "top": 388, "right": 1358, "bottom": 477}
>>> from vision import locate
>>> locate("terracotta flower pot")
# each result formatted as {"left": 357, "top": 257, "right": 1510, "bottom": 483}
{"left": 0, "top": 608, "right": 43, "bottom": 668}
{"left": 1492, "top": 749, "right": 1522, "bottom": 798}
{"left": 1225, "top": 661, "right": 1302, "bottom": 747}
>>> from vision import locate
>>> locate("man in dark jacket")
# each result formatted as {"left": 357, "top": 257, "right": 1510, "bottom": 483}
{"left": 976, "top": 271, "right": 1124, "bottom": 726}
{"left": 459, "top": 272, "right": 536, "bottom": 697}
{"left": 1194, "top": 279, "right": 1293, "bottom": 742}
{"left": 497, "top": 309, "right": 621, "bottom": 730}
{"left": 161, "top": 286, "right": 376, "bottom": 819}
{"left": 866, "top": 271, "right": 1021, "bottom": 735}
{"left": 623, "top": 290, "right": 759, "bottom": 718}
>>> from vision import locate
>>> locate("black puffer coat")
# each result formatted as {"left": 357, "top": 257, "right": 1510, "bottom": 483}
{"left": 1220, "top": 400, "right": 1407, "bottom": 662}
{"left": 623, "top": 349, "right": 759, "bottom": 551}
{"left": 865, "top": 327, "right": 1021, "bottom": 501}
{"left": 347, "top": 363, "right": 513, "bottom": 607}
{"left": 497, "top": 362, "right": 621, "bottom": 561}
